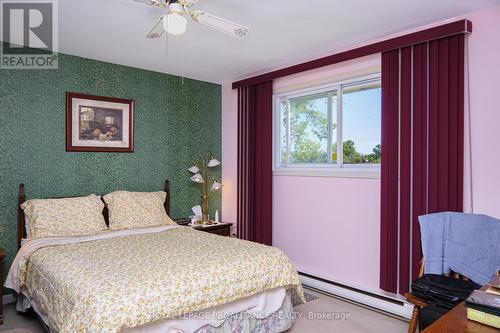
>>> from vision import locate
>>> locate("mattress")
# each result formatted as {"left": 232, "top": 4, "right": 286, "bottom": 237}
{"left": 6, "top": 225, "right": 303, "bottom": 332}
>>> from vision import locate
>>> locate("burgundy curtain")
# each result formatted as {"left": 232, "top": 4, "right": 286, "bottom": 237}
{"left": 237, "top": 81, "right": 273, "bottom": 245}
{"left": 380, "top": 34, "right": 466, "bottom": 295}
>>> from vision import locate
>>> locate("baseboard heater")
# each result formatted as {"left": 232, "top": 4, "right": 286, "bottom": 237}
{"left": 299, "top": 272, "right": 413, "bottom": 319}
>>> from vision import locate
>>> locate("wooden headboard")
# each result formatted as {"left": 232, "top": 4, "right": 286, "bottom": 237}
{"left": 17, "top": 180, "right": 171, "bottom": 249}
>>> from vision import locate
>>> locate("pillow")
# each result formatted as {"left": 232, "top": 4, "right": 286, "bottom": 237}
{"left": 24, "top": 216, "right": 30, "bottom": 238}
{"left": 21, "top": 195, "right": 108, "bottom": 239}
{"left": 103, "top": 191, "right": 175, "bottom": 231}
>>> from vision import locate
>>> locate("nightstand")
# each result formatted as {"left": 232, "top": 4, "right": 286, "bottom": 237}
{"left": 0, "top": 248, "right": 5, "bottom": 325}
{"left": 176, "top": 219, "right": 233, "bottom": 237}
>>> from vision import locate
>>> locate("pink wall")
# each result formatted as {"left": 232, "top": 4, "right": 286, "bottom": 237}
{"left": 221, "top": 4, "right": 500, "bottom": 293}
{"left": 273, "top": 55, "right": 380, "bottom": 92}
{"left": 221, "top": 83, "right": 238, "bottom": 227}
{"left": 273, "top": 176, "right": 381, "bottom": 289}
{"left": 463, "top": 5, "right": 500, "bottom": 217}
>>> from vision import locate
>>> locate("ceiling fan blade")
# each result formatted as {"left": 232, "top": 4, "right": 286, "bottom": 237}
{"left": 190, "top": 11, "right": 248, "bottom": 38}
{"left": 146, "top": 16, "right": 166, "bottom": 38}
{"left": 133, "top": 0, "right": 168, "bottom": 7}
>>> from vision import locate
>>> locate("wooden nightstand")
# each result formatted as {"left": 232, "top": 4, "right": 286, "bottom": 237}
{"left": 176, "top": 219, "right": 233, "bottom": 237}
{"left": 0, "top": 248, "right": 5, "bottom": 325}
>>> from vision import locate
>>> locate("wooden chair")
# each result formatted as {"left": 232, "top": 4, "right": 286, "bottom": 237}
{"left": 404, "top": 260, "right": 471, "bottom": 333}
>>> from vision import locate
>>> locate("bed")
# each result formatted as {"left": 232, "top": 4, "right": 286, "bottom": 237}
{"left": 5, "top": 181, "right": 303, "bottom": 333}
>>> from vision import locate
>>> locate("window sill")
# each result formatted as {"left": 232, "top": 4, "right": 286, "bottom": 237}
{"left": 273, "top": 167, "right": 381, "bottom": 179}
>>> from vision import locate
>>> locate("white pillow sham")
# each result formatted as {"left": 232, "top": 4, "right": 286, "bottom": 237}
{"left": 21, "top": 194, "right": 108, "bottom": 239}
{"left": 103, "top": 191, "right": 175, "bottom": 231}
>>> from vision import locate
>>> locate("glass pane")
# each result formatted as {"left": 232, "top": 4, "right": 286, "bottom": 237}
{"left": 279, "top": 100, "right": 288, "bottom": 165}
{"left": 342, "top": 82, "right": 381, "bottom": 164}
{"left": 289, "top": 93, "right": 329, "bottom": 164}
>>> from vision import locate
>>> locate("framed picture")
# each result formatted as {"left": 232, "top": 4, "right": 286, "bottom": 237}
{"left": 66, "top": 92, "right": 134, "bottom": 152}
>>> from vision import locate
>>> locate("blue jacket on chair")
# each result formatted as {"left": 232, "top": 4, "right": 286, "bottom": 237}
{"left": 419, "top": 211, "right": 500, "bottom": 285}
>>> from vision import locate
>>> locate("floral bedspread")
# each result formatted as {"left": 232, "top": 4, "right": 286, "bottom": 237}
{"left": 19, "top": 227, "right": 303, "bottom": 332}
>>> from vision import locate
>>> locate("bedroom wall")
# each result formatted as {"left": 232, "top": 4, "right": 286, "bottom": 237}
{"left": 463, "top": 5, "right": 500, "bottom": 218}
{"left": 221, "top": 3, "right": 500, "bottom": 294}
{"left": 0, "top": 47, "right": 222, "bottom": 276}
{"left": 272, "top": 55, "right": 382, "bottom": 291}
{"left": 221, "top": 84, "right": 238, "bottom": 228}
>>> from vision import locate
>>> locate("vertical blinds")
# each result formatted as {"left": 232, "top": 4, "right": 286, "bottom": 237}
{"left": 380, "top": 34, "right": 466, "bottom": 295}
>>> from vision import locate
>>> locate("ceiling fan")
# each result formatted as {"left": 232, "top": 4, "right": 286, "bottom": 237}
{"left": 134, "top": 0, "right": 249, "bottom": 38}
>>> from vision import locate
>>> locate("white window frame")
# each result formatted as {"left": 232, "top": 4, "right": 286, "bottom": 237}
{"left": 273, "top": 73, "right": 381, "bottom": 179}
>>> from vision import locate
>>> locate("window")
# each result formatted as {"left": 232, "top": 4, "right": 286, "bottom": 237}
{"left": 274, "top": 74, "right": 381, "bottom": 177}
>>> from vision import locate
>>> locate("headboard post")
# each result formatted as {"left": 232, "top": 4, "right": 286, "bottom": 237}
{"left": 18, "top": 183, "right": 26, "bottom": 249}
{"left": 164, "top": 180, "right": 171, "bottom": 216}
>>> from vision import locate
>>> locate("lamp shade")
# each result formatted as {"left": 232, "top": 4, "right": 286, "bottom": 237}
{"left": 190, "top": 173, "right": 204, "bottom": 183}
{"left": 207, "top": 157, "right": 221, "bottom": 167}
{"left": 188, "top": 165, "right": 200, "bottom": 174}
{"left": 211, "top": 180, "right": 223, "bottom": 191}
{"left": 164, "top": 3, "right": 187, "bottom": 35}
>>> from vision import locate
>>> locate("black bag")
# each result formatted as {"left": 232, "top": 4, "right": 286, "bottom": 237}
{"left": 411, "top": 274, "right": 481, "bottom": 330}
{"left": 411, "top": 274, "right": 481, "bottom": 309}
{"left": 419, "top": 303, "right": 450, "bottom": 330}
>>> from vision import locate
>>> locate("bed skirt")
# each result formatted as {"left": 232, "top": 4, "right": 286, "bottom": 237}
{"left": 196, "top": 291, "right": 294, "bottom": 333}
{"left": 16, "top": 290, "right": 294, "bottom": 333}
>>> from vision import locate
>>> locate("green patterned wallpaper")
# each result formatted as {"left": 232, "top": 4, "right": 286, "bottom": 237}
{"left": 0, "top": 46, "right": 221, "bottom": 276}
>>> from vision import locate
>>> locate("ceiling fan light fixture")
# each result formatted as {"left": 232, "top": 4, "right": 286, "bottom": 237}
{"left": 164, "top": 3, "right": 187, "bottom": 35}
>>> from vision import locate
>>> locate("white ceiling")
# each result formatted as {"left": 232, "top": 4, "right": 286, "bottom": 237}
{"left": 53, "top": 0, "right": 499, "bottom": 83}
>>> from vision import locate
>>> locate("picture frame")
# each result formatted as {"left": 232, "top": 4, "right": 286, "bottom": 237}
{"left": 66, "top": 92, "right": 134, "bottom": 152}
